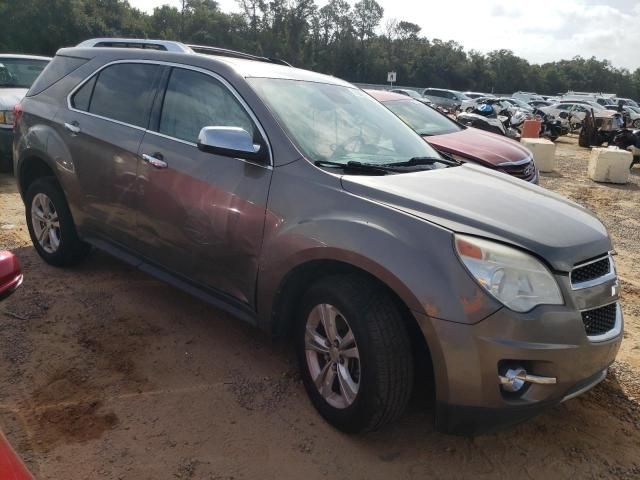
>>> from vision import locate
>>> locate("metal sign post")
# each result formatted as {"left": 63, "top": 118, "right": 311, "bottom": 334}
{"left": 387, "top": 71, "right": 397, "bottom": 88}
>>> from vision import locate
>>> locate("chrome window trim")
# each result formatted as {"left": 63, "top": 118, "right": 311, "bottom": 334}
{"left": 66, "top": 59, "right": 273, "bottom": 169}
{"left": 579, "top": 301, "right": 622, "bottom": 343}
{"left": 570, "top": 253, "right": 616, "bottom": 290}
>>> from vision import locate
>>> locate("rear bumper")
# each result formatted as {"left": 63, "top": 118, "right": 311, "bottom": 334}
{"left": 0, "top": 127, "right": 13, "bottom": 170}
{"left": 415, "top": 302, "right": 622, "bottom": 435}
{"left": 0, "top": 127, "right": 12, "bottom": 156}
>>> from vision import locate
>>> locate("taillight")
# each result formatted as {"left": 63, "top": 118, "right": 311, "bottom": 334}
{"left": 13, "top": 103, "right": 22, "bottom": 131}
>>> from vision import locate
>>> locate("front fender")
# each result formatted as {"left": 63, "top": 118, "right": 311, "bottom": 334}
{"left": 256, "top": 160, "right": 502, "bottom": 332}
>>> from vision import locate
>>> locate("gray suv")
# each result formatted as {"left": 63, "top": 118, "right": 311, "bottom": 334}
{"left": 14, "top": 40, "right": 622, "bottom": 435}
{"left": 422, "top": 88, "right": 470, "bottom": 111}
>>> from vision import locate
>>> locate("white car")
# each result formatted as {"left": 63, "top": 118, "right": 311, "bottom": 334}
{"left": 541, "top": 102, "right": 616, "bottom": 121}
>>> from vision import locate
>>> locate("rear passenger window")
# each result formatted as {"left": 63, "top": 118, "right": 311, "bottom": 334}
{"left": 158, "top": 68, "right": 256, "bottom": 144}
{"left": 73, "top": 63, "right": 162, "bottom": 128}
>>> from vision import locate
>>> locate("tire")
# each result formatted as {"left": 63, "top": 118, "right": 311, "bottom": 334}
{"left": 25, "top": 177, "right": 90, "bottom": 266}
{"left": 295, "top": 274, "right": 413, "bottom": 433}
{"left": 633, "top": 119, "right": 640, "bottom": 129}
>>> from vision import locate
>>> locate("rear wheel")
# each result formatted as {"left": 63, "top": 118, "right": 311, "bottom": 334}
{"left": 25, "top": 177, "right": 90, "bottom": 266}
{"left": 633, "top": 119, "right": 640, "bottom": 129}
{"left": 296, "top": 275, "right": 413, "bottom": 433}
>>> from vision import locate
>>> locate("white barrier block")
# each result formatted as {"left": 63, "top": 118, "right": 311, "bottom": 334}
{"left": 588, "top": 147, "right": 633, "bottom": 184}
{"left": 521, "top": 138, "right": 556, "bottom": 173}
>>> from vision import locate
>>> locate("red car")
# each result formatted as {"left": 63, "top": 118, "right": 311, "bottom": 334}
{"left": 366, "top": 90, "right": 538, "bottom": 183}
{"left": 0, "top": 251, "right": 30, "bottom": 480}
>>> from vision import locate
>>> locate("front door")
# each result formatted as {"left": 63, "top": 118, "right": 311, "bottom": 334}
{"left": 56, "top": 62, "right": 164, "bottom": 247}
{"left": 136, "top": 66, "right": 272, "bottom": 306}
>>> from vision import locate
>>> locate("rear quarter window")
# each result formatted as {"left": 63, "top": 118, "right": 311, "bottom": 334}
{"left": 27, "top": 55, "right": 87, "bottom": 96}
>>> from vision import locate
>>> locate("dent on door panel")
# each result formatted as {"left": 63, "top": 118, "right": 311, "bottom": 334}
{"left": 136, "top": 138, "right": 272, "bottom": 305}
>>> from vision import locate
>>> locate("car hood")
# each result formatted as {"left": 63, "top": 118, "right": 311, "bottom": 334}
{"left": 341, "top": 164, "right": 610, "bottom": 272}
{"left": 0, "top": 88, "right": 27, "bottom": 110}
{"left": 425, "top": 127, "right": 531, "bottom": 167}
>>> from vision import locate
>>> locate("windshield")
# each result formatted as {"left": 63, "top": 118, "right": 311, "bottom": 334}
{"left": 383, "top": 99, "right": 461, "bottom": 136}
{"left": 248, "top": 78, "right": 443, "bottom": 167}
{"left": 0, "top": 58, "right": 49, "bottom": 88}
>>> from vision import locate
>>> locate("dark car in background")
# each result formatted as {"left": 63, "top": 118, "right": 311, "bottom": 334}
{"left": 0, "top": 54, "right": 50, "bottom": 172}
{"left": 367, "top": 90, "right": 538, "bottom": 183}
{"left": 14, "top": 40, "right": 621, "bottom": 435}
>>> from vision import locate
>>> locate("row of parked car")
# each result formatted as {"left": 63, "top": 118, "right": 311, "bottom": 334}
{"left": 1, "top": 39, "right": 623, "bottom": 437}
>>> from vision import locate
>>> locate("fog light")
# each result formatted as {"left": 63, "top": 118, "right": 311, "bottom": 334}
{"left": 499, "top": 366, "right": 557, "bottom": 392}
{"left": 500, "top": 367, "right": 527, "bottom": 392}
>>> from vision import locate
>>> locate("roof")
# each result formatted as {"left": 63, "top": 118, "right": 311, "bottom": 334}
{"left": 365, "top": 89, "right": 409, "bottom": 102}
{"left": 62, "top": 44, "right": 352, "bottom": 87}
{"left": 0, "top": 54, "right": 51, "bottom": 61}
{"left": 211, "top": 56, "right": 352, "bottom": 86}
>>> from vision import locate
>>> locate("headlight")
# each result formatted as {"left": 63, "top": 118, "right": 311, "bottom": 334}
{"left": 0, "top": 110, "right": 15, "bottom": 126}
{"left": 455, "top": 234, "right": 563, "bottom": 312}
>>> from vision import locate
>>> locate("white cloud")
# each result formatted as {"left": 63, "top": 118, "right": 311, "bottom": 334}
{"left": 128, "top": 0, "right": 640, "bottom": 70}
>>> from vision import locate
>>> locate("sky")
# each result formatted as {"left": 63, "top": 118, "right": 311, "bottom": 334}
{"left": 128, "top": 0, "right": 640, "bottom": 71}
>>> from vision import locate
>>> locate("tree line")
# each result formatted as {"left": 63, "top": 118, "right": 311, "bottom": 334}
{"left": 1, "top": 0, "right": 639, "bottom": 98}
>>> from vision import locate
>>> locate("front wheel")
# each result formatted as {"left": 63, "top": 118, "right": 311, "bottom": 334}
{"left": 296, "top": 275, "right": 413, "bottom": 433}
{"left": 633, "top": 119, "right": 640, "bottom": 129}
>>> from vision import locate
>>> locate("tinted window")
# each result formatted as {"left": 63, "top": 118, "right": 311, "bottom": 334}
{"left": 71, "top": 75, "right": 96, "bottom": 111}
{"left": 27, "top": 56, "right": 82, "bottom": 96}
{"left": 89, "top": 63, "right": 161, "bottom": 128}
{"left": 159, "top": 68, "right": 256, "bottom": 143}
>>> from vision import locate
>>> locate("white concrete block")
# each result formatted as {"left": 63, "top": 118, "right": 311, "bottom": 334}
{"left": 521, "top": 138, "right": 556, "bottom": 172}
{"left": 588, "top": 147, "right": 633, "bottom": 184}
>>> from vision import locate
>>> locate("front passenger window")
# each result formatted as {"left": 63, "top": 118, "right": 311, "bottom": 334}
{"left": 159, "top": 68, "right": 257, "bottom": 144}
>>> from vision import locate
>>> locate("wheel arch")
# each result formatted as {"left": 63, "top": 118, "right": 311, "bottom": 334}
{"left": 17, "top": 151, "right": 59, "bottom": 198}
{"left": 268, "top": 257, "right": 434, "bottom": 386}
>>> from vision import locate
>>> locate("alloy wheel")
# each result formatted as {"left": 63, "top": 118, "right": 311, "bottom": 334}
{"left": 304, "top": 303, "right": 361, "bottom": 409}
{"left": 31, "top": 193, "right": 61, "bottom": 254}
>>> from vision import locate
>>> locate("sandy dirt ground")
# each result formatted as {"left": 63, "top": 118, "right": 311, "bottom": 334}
{"left": 0, "top": 136, "right": 639, "bottom": 480}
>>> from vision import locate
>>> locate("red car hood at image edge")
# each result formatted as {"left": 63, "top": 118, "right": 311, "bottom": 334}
{"left": 426, "top": 127, "right": 532, "bottom": 167}
{"left": 0, "top": 432, "right": 33, "bottom": 479}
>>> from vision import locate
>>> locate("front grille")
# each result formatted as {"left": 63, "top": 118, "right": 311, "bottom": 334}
{"left": 571, "top": 256, "right": 611, "bottom": 286}
{"left": 501, "top": 160, "right": 536, "bottom": 181}
{"left": 581, "top": 303, "right": 617, "bottom": 336}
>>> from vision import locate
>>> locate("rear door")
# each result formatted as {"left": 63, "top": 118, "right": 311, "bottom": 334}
{"left": 135, "top": 66, "right": 272, "bottom": 305}
{"left": 57, "top": 62, "right": 165, "bottom": 247}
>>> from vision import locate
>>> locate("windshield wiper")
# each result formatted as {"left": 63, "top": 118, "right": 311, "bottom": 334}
{"left": 382, "top": 155, "right": 460, "bottom": 167}
{"left": 314, "top": 160, "right": 392, "bottom": 175}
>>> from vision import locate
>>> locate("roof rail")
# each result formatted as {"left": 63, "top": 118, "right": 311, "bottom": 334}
{"left": 76, "top": 38, "right": 192, "bottom": 53}
{"left": 75, "top": 38, "right": 292, "bottom": 66}
{"left": 186, "top": 44, "right": 291, "bottom": 66}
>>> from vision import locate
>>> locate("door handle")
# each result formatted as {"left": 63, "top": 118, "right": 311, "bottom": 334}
{"left": 64, "top": 122, "right": 81, "bottom": 135}
{"left": 142, "top": 153, "right": 168, "bottom": 169}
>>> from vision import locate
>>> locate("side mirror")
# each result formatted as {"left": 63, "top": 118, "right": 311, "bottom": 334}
{"left": 0, "top": 251, "right": 22, "bottom": 300}
{"left": 197, "top": 126, "right": 267, "bottom": 164}
{"left": 558, "top": 111, "right": 569, "bottom": 119}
